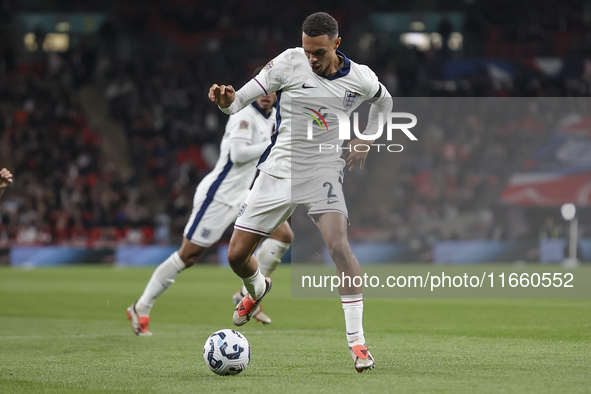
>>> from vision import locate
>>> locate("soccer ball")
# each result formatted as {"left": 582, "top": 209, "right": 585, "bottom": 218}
{"left": 203, "top": 329, "right": 250, "bottom": 375}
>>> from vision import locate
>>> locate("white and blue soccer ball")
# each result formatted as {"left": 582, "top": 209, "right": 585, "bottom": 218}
{"left": 203, "top": 329, "right": 250, "bottom": 375}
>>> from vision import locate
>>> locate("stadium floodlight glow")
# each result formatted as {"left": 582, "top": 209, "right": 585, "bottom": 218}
{"left": 561, "top": 203, "right": 579, "bottom": 268}
{"left": 55, "top": 22, "right": 70, "bottom": 32}
{"left": 561, "top": 203, "right": 576, "bottom": 221}
{"left": 409, "top": 21, "right": 425, "bottom": 31}
{"left": 400, "top": 33, "right": 431, "bottom": 51}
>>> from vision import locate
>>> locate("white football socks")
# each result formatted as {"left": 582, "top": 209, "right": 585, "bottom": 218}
{"left": 239, "top": 238, "right": 291, "bottom": 296}
{"left": 341, "top": 294, "right": 365, "bottom": 347}
{"left": 136, "top": 252, "right": 185, "bottom": 316}
{"left": 242, "top": 268, "right": 266, "bottom": 300}
{"left": 256, "top": 238, "right": 291, "bottom": 277}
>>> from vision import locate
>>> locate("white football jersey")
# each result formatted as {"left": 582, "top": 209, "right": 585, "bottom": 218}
{"left": 196, "top": 103, "right": 276, "bottom": 206}
{"left": 253, "top": 48, "right": 380, "bottom": 179}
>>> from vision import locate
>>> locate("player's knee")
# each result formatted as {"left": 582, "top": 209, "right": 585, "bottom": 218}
{"left": 227, "top": 246, "right": 250, "bottom": 268}
{"left": 180, "top": 254, "right": 198, "bottom": 267}
{"left": 286, "top": 228, "right": 295, "bottom": 243}
{"left": 270, "top": 222, "right": 294, "bottom": 244}
{"left": 275, "top": 227, "right": 294, "bottom": 244}
{"left": 327, "top": 239, "right": 351, "bottom": 261}
{"left": 178, "top": 247, "right": 205, "bottom": 267}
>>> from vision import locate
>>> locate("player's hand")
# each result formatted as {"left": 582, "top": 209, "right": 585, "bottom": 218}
{"left": 344, "top": 138, "right": 373, "bottom": 171}
{"left": 0, "top": 168, "right": 13, "bottom": 189}
{"left": 208, "top": 84, "right": 235, "bottom": 108}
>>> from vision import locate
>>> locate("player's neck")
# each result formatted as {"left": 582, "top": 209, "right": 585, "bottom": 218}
{"left": 324, "top": 54, "right": 344, "bottom": 77}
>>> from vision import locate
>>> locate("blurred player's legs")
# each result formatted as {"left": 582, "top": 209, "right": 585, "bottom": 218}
{"left": 136, "top": 238, "right": 206, "bottom": 316}
{"left": 127, "top": 194, "right": 239, "bottom": 336}
{"left": 128, "top": 190, "right": 291, "bottom": 335}
{"left": 257, "top": 221, "right": 293, "bottom": 277}
{"left": 314, "top": 212, "right": 374, "bottom": 372}
{"left": 233, "top": 221, "right": 293, "bottom": 324}
{"left": 128, "top": 238, "right": 206, "bottom": 336}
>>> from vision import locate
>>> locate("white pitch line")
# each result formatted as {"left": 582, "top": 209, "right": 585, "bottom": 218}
{"left": 0, "top": 329, "right": 339, "bottom": 340}
{"left": 0, "top": 333, "right": 129, "bottom": 340}
{"left": 240, "top": 329, "right": 338, "bottom": 335}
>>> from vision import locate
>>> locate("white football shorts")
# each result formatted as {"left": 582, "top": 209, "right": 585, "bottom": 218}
{"left": 234, "top": 171, "right": 348, "bottom": 236}
{"left": 183, "top": 193, "right": 243, "bottom": 247}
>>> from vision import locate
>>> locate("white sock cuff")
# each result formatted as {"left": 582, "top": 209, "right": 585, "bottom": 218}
{"left": 265, "top": 238, "right": 291, "bottom": 251}
{"left": 170, "top": 251, "right": 186, "bottom": 271}
{"left": 341, "top": 294, "right": 363, "bottom": 304}
{"left": 242, "top": 268, "right": 266, "bottom": 300}
{"left": 244, "top": 268, "right": 261, "bottom": 281}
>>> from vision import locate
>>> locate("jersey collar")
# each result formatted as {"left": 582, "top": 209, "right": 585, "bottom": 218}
{"left": 318, "top": 50, "right": 351, "bottom": 81}
{"left": 251, "top": 101, "right": 272, "bottom": 119}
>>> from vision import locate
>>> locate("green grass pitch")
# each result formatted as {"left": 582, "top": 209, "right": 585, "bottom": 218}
{"left": 0, "top": 265, "right": 590, "bottom": 393}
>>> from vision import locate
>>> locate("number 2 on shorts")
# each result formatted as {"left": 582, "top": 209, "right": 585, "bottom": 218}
{"left": 323, "top": 182, "right": 337, "bottom": 199}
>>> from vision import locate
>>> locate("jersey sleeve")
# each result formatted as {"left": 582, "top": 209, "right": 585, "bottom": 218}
{"left": 227, "top": 112, "right": 255, "bottom": 144}
{"left": 359, "top": 65, "right": 380, "bottom": 100}
{"left": 253, "top": 49, "right": 294, "bottom": 94}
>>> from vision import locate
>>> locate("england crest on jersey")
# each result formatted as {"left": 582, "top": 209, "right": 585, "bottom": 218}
{"left": 343, "top": 90, "right": 360, "bottom": 110}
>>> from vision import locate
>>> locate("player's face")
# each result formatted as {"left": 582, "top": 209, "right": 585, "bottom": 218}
{"left": 256, "top": 92, "right": 276, "bottom": 110}
{"left": 302, "top": 33, "right": 341, "bottom": 75}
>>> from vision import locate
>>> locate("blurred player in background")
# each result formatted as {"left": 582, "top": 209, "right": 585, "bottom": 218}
{"left": 0, "top": 168, "right": 13, "bottom": 199}
{"left": 209, "top": 12, "right": 391, "bottom": 372}
{"left": 127, "top": 74, "right": 292, "bottom": 336}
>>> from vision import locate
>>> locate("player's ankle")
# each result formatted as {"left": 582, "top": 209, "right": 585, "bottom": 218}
{"left": 135, "top": 301, "right": 151, "bottom": 316}
{"left": 242, "top": 269, "right": 266, "bottom": 300}
{"left": 348, "top": 338, "right": 366, "bottom": 348}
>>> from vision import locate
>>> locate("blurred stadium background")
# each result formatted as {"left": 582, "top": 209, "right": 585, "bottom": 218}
{"left": 1, "top": 2, "right": 591, "bottom": 393}
{"left": 2, "top": 0, "right": 591, "bottom": 266}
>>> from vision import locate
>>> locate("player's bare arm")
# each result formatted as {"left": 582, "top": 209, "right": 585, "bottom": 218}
{"left": 0, "top": 168, "right": 13, "bottom": 198}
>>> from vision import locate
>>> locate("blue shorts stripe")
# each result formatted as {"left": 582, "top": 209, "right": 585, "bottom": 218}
{"left": 185, "top": 195, "right": 214, "bottom": 240}
{"left": 186, "top": 156, "right": 234, "bottom": 239}
{"left": 257, "top": 90, "right": 281, "bottom": 166}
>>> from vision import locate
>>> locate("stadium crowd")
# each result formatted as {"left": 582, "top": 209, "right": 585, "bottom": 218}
{"left": 2, "top": 0, "right": 591, "bottom": 247}
{"left": 0, "top": 55, "right": 154, "bottom": 247}
{"left": 344, "top": 99, "right": 552, "bottom": 245}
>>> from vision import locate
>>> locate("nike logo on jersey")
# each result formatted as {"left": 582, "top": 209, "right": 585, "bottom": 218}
{"left": 327, "top": 200, "right": 339, "bottom": 204}
{"left": 302, "top": 83, "right": 317, "bottom": 89}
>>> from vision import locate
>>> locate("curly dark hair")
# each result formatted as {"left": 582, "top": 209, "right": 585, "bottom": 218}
{"left": 302, "top": 12, "right": 338, "bottom": 39}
